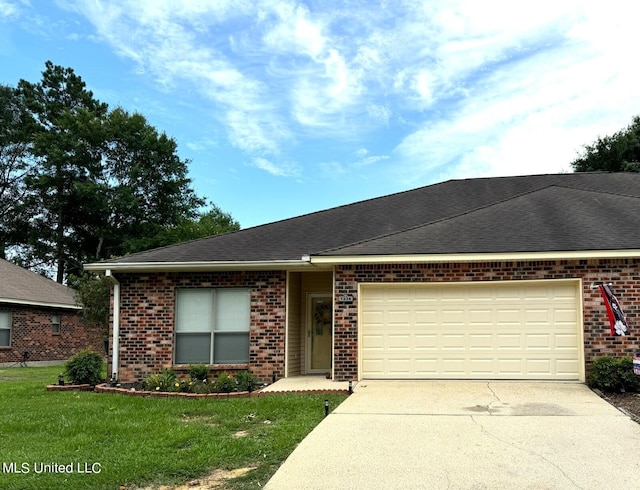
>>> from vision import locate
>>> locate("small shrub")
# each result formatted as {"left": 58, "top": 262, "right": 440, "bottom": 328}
{"left": 188, "top": 363, "right": 209, "bottom": 382}
{"left": 214, "top": 372, "right": 234, "bottom": 393}
{"left": 235, "top": 370, "right": 261, "bottom": 392}
{"left": 145, "top": 369, "right": 180, "bottom": 392}
{"left": 186, "top": 379, "right": 212, "bottom": 394}
{"left": 588, "top": 356, "right": 640, "bottom": 392}
{"left": 64, "top": 350, "right": 104, "bottom": 385}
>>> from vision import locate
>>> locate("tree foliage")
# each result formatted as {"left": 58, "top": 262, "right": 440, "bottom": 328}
{"left": 1, "top": 62, "right": 238, "bottom": 282}
{"left": 572, "top": 116, "right": 640, "bottom": 173}
{"left": 17, "top": 62, "right": 109, "bottom": 282}
{"left": 69, "top": 273, "right": 112, "bottom": 331}
{"left": 0, "top": 84, "right": 36, "bottom": 259}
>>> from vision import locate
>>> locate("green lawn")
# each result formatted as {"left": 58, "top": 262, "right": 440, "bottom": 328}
{"left": 0, "top": 366, "right": 348, "bottom": 490}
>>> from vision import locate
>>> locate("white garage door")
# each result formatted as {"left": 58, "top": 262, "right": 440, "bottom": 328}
{"left": 360, "top": 280, "right": 582, "bottom": 380}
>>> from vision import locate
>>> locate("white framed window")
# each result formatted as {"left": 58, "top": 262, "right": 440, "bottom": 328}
{"left": 51, "top": 314, "right": 61, "bottom": 334}
{"left": 0, "top": 310, "right": 11, "bottom": 347}
{"left": 174, "top": 288, "right": 250, "bottom": 365}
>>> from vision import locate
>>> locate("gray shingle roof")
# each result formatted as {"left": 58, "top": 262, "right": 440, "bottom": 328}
{"left": 96, "top": 172, "right": 640, "bottom": 265}
{"left": 319, "top": 185, "right": 640, "bottom": 255}
{"left": 0, "top": 259, "right": 79, "bottom": 309}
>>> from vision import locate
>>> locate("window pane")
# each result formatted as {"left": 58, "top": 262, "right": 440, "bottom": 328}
{"left": 175, "top": 333, "right": 211, "bottom": 364}
{"left": 214, "top": 332, "right": 249, "bottom": 363}
{"left": 0, "top": 311, "right": 9, "bottom": 330}
{"left": 176, "top": 290, "right": 212, "bottom": 333}
{"left": 52, "top": 315, "right": 61, "bottom": 333}
{"left": 215, "top": 289, "right": 250, "bottom": 332}
{"left": 0, "top": 328, "right": 10, "bottom": 347}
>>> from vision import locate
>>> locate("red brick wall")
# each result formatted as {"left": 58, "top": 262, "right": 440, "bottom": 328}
{"left": 333, "top": 259, "right": 640, "bottom": 381}
{"left": 111, "top": 271, "right": 286, "bottom": 383}
{"left": 0, "top": 305, "right": 104, "bottom": 364}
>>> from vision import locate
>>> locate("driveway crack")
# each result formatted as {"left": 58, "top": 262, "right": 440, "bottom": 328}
{"left": 486, "top": 382, "right": 501, "bottom": 403}
{"left": 469, "top": 415, "right": 584, "bottom": 489}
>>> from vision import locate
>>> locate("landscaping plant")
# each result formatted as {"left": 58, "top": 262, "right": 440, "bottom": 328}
{"left": 235, "top": 370, "right": 261, "bottom": 392}
{"left": 588, "top": 356, "right": 640, "bottom": 392}
{"left": 144, "top": 368, "right": 180, "bottom": 392}
{"left": 64, "top": 349, "right": 104, "bottom": 385}
{"left": 189, "top": 363, "right": 209, "bottom": 381}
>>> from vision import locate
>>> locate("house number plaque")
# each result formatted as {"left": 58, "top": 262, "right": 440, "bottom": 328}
{"left": 337, "top": 294, "right": 354, "bottom": 303}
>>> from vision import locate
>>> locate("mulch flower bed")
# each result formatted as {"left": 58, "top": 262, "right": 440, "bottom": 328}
{"left": 95, "top": 383, "right": 257, "bottom": 398}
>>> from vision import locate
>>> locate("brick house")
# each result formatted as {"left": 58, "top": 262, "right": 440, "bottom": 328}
{"left": 0, "top": 259, "right": 103, "bottom": 365}
{"left": 85, "top": 173, "right": 640, "bottom": 384}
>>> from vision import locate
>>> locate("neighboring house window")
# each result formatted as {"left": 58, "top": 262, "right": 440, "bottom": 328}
{"left": 51, "top": 314, "right": 61, "bottom": 334}
{"left": 0, "top": 310, "right": 10, "bottom": 347}
{"left": 174, "top": 289, "right": 250, "bottom": 365}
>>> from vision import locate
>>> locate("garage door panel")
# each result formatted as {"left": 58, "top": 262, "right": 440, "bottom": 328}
{"left": 442, "top": 334, "right": 465, "bottom": 349}
{"left": 414, "top": 309, "right": 438, "bottom": 323}
{"left": 554, "top": 334, "right": 578, "bottom": 349}
{"left": 360, "top": 281, "right": 581, "bottom": 380}
{"left": 496, "top": 309, "right": 521, "bottom": 323}
{"left": 554, "top": 309, "right": 578, "bottom": 322}
{"left": 468, "top": 358, "right": 495, "bottom": 374}
{"left": 414, "top": 359, "right": 438, "bottom": 374}
{"left": 441, "top": 358, "right": 466, "bottom": 374}
{"left": 361, "top": 331, "right": 384, "bottom": 345}
{"left": 414, "top": 334, "right": 438, "bottom": 349}
{"left": 388, "top": 334, "right": 411, "bottom": 350}
{"left": 468, "top": 309, "right": 493, "bottom": 325}
{"left": 525, "top": 334, "right": 551, "bottom": 349}
{"left": 556, "top": 359, "right": 580, "bottom": 374}
{"left": 496, "top": 334, "right": 522, "bottom": 349}
{"left": 469, "top": 334, "right": 492, "bottom": 349}
{"left": 441, "top": 309, "right": 466, "bottom": 324}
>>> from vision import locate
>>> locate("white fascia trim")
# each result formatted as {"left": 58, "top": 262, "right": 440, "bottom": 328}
{"left": 84, "top": 260, "right": 316, "bottom": 273}
{"left": 310, "top": 250, "right": 640, "bottom": 265}
{"left": 0, "top": 298, "right": 81, "bottom": 310}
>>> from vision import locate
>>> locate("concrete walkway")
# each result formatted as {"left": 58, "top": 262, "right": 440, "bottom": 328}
{"left": 260, "top": 375, "right": 353, "bottom": 393}
{"left": 265, "top": 381, "right": 640, "bottom": 489}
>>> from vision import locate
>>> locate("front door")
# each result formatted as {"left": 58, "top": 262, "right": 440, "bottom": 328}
{"left": 307, "top": 294, "right": 332, "bottom": 373}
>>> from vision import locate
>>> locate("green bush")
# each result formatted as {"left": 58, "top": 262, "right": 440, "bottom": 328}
{"left": 144, "top": 369, "right": 180, "bottom": 392}
{"left": 235, "top": 370, "right": 261, "bottom": 392}
{"left": 588, "top": 356, "right": 640, "bottom": 393}
{"left": 64, "top": 350, "right": 104, "bottom": 385}
{"left": 188, "top": 363, "right": 209, "bottom": 382}
{"left": 213, "top": 372, "right": 234, "bottom": 393}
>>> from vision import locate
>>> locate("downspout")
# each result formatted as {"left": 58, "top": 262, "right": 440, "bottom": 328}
{"left": 105, "top": 269, "right": 120, "bottom": 383}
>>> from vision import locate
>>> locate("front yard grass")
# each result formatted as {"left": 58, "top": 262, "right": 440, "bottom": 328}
{"left": 0, "top": 366, "right": 348, "bottom": 490}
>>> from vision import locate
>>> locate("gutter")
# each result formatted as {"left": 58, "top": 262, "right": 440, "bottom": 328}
{"left": 309, "top": 249, "right": 640, "bottom": 265}
{"left": 0, "top": 298, "right": 82, "bottom": 310}
{"left": 84, "top": 259, "right": 318, "bottom": 273}
{"left": 105, "top": 270, "right": 120, "bottom": 383}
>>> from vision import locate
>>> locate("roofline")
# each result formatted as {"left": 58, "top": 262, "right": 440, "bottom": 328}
{"left": 0, "top": 297, "right": 82, "bottom": 310}
{"left": 84, "top": 249, "right": 640, "bottom": 273}
{"left": 310, "top": 249, "right": 640, "bottom": 265}
{"left": 84, "top": 259, "right": 321, "bottom": 273}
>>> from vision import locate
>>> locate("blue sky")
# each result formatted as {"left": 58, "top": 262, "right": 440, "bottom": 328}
{"left": 1, "top": 1, "right": 639, "bottom": 229}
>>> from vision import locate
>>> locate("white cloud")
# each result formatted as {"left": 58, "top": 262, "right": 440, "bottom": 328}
{"left": 392, "top": 0, "right": 640, "bottom": 185}
{"left": 57, "top": 0, "right": 640, "bottom": 186}
{"left": 351, "top": 147, "right": 389, "bottom": 168}
{"left": 63, "top": 0, "right": 289, "bottom": 169}
{"left": 252, "top": 156, "right": 299, "bottom": 177}
{"left": 261, "top": 2, "right": 326, "bottom": 59}
{"left": 0, "top": 0, "right": 19, "bottom": 18}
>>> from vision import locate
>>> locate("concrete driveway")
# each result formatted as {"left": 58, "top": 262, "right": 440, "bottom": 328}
{"left": 265, "top": 381, "right": 640, "bottom": 489}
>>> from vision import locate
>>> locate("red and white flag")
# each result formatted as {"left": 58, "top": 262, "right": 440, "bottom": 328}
{"left": 598, "top": 284, "right": 630, "bottom": 336}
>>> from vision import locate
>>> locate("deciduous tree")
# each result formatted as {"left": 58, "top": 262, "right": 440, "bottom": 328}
{"left": 0, "top": 62, "right": 239, "bottom": 283}
{"left": 572, "top": 116, "right": 640, "bottom": 173}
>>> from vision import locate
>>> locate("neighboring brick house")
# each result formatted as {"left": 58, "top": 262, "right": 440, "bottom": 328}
{"left": 0, "top": 259, "right": 103, "bottom": 365}
{"left": 86, "top": 173, "right": 640, "bottom": 384}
